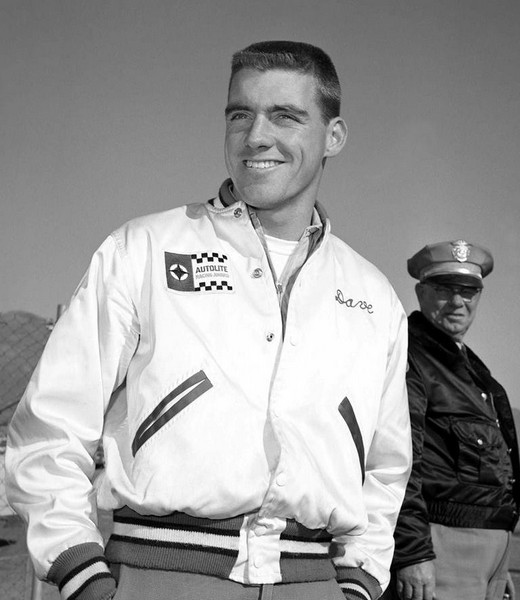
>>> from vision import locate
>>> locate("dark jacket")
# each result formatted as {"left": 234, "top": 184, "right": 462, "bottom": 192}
{"left": 392, "top": 311, "right": 520, "bottom": 569}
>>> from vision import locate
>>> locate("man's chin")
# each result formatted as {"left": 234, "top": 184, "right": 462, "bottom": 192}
{"left": 434, "top": 319, "right": 466, "bottom": 340}
{"left": 446, "top": 327, "right": 467, "bottom": 342}
{"left": 234, "top": 184, "right": 281, "bottom": 209}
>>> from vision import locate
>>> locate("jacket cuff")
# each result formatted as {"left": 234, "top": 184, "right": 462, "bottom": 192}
{"left": 336, "top": 566, "right": 383, "bottom": 600}
{"left": 47, "top": 542, "right": 116, "bottom": 600}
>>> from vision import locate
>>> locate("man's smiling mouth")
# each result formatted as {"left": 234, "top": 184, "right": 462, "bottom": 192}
{"left": 244, "top": 160, "right": 282, "bottom": 169}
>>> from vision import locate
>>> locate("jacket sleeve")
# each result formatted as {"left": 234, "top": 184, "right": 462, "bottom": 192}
{"left": 6, "top": 233, "right": 140, "bottom": 600}
{"left": 334, "top": 295, "right": 412, "bottom": 599}
{"left": 391, "top": 350, "right": 436, "bottom": 569}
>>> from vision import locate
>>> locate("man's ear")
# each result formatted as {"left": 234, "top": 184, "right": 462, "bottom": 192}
{"left": 325, "top": 117, "right": 348, "bottom": 157}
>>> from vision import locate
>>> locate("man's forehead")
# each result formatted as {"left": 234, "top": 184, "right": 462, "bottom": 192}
{"left": 228, "top": 68, "right": 319, "bottom": 105}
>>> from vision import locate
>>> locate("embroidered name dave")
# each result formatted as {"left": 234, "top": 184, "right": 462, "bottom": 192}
{"left": 165, "top": 251, "right": 234, "bottom": 293}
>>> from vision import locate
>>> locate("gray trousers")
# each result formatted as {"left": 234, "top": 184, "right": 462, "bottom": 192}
{"left": 113, "top": 565, "right": 346, "bottom": 600}
{"left": 431, "top": 524, "right": 513, "bottom": 600}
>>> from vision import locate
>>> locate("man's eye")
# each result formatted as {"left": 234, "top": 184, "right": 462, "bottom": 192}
{"left": 277, "top": 114, "right": 297, "bottom": 121}
{"left": 229, "top": 113, "right": 249, "bottom": 121}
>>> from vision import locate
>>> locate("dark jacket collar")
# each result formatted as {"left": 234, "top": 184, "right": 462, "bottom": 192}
{"left": 408, "top": 310, "right": 491, "bottom": 381}
{"left": 408, "top": 310, "right": 467, "bottom": 372}
{"left": 409, "top": 310, "right": 459, "bottom": 350}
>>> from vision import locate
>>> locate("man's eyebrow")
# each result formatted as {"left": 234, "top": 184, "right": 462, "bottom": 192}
{"left": 225, "top": 103, "right": 249, "bottom": 116}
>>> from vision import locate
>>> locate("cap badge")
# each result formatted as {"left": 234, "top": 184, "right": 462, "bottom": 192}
{"left": 451, "top": 240, "right": 471, "bottom": 263}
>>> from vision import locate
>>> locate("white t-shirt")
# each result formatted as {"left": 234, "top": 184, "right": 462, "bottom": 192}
{"left": 264, "top": 234, "right": 299, "bottom": 281}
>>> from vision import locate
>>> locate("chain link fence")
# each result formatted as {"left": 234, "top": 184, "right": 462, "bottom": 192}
{"left": 0, "top": 311, "right": 53, "bottom": 426}
{"left": 1, "top": 310, "right": 58, "bottom": 600}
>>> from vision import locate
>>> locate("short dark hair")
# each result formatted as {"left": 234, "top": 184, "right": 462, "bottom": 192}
{"left": 230, "top": 41, "right": 341, "bottom": 123}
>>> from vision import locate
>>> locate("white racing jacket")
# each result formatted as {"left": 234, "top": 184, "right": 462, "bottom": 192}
{"left": 7, "top": 193, "right": 411, "bottom": 600}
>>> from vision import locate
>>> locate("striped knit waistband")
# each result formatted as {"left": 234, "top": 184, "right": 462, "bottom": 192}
{"left": 105, "top": 506, "right": 336, "bottom": 583}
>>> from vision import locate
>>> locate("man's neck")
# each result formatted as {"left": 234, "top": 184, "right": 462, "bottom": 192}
{"left": 253, "top": 204, "right": 314, "bottom": 241}
{"left": 221, "top": 180, "right": 317, "bottom": 240}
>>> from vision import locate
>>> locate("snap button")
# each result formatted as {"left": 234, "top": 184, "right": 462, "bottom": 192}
{"left": 481, "top": 393, "right": 488, "bottom": 400}
{"left": 276, "top": 472, "right": 287, "bottom": 486}
{"left": 252, "top": 268, "right": 263, "bottom": 278}
{"left": 233, "top": 207, "right": 243, "bottom": 218}
{"left": 266, "top": 333, "right": 275, "bottom": 342}
{"left": 477, "top": 439, "right": 483, "bottom": 446}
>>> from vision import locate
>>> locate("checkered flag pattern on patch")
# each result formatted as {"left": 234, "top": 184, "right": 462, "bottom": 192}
{"left": 165, "top": 251, "right": 234, "bottom": 293}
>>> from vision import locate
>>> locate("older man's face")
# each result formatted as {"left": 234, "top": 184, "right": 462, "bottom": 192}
{"left": 416, "top": 281, "right": 482, "bottom": 342}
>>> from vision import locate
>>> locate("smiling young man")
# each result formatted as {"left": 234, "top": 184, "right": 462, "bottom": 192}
{"left": 224, "top": 66, "right": 346, "bottom": 239}
{"left": 387, "top": 240, "right": 520, "bottom": 600}
{"left": 6, "top": 41, "right": 411, "bottom": 600}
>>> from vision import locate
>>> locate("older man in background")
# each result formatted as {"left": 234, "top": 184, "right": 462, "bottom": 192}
{"left": 389, "top": 240, "right": 520, "bottom": 600}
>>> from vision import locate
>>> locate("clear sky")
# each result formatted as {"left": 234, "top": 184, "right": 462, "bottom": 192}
{"left": 1, "top": 1, "right": 519, "bottom": 404}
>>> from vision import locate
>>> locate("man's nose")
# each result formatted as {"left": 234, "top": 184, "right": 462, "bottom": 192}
{"left": 245, "top": 115, "right": 273, "bottom": 148}
{"left": 449, "top": 292, "right": 465, "bottom": 307}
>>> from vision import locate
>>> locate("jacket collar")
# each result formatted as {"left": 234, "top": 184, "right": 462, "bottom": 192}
{"left": 408, "top": 310, "right": 465, "bottom": 371}
{"left": 218, "top": 178, "right": 238, "bottom": 207}
{"left": 217, "top": 178, "right": 328, "bottom": 238}
{"left": 409, "top": 312, "right": 506, "bottom": 407}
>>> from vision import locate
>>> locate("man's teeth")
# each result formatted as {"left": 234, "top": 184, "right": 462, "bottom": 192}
{"left": 245, "top": 160, "right": 279, "bottom": 169}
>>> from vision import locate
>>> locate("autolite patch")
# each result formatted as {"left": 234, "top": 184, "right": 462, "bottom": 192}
{"left": 164, "top": 251, "right": 234, "bottom": 293}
